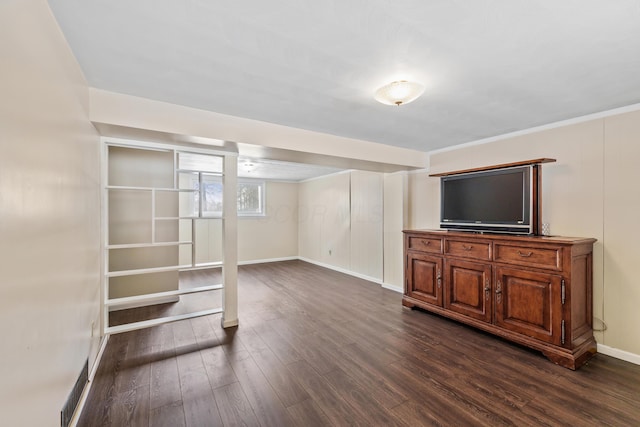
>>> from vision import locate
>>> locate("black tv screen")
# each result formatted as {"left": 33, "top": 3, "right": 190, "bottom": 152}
{"left": 440, "top": 166, "right": 532, "bottom": 234}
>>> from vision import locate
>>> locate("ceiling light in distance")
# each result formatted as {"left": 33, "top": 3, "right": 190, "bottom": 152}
{"left": 374, "top": 80, "right": 425, "bottom": 106}
{"left": 242, "top": 162, "right": 255, "bottom": 173}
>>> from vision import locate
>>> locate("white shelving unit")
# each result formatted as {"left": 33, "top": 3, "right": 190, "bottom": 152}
{"left": 101, "top": 138, "right": 238, "bottom": 335}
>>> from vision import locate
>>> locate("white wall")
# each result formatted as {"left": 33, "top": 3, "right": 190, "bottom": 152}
{"left": 299, "top": 172, "right": 351, "bottom": 270}
{"left": 296, "top": 170, "right": 408, "bottom": 290}
{"left": 238, "top": 181, "right": 299, "bottom": 262}
{"left": 383, "top": 172, "right": 408, "bottom": 290}
{"left": 181, "top": 181, "right": 299, "bottom": 265}
{"left": 299, "top": 171, "right": 385, "bottom": 282}
{"left": 350, "top": 171, "right": 383, "bottom": 280}
{"left": 0, "top": 1, "right": 101, "bottom": 425}
{"left": 602, "top": 111, "right": 640, "bottom": 358}
{"left": 408, "top": 110, "right": 640, "bottom": 359}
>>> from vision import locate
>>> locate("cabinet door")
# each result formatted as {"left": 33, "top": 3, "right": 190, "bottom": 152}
{"left": 494, "top": 267, "right": 563, "bottom": 345}
{"left": 444, "top": 259, "right": 492, "bottom": 323}
{"left": 406, "top": 252, "right": 443, "bottom": 306}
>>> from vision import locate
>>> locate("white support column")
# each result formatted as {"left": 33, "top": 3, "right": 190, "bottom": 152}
{"left": 221, "top": 153, "right": 239, "bottom": 328}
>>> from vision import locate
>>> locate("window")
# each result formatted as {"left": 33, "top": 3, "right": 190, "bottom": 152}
{"left": 201, "top": 175, "right": 223, "bottom": 217}
{"left": 237, "top": 180, "right": 265, "bottom": 216}
{"left": 186, "top": 176, "right": 265, "bottom": 217}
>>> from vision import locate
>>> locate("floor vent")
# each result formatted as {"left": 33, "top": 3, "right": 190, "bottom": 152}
{"left": 60, "top": 359, "right": 88, "bottom": 427}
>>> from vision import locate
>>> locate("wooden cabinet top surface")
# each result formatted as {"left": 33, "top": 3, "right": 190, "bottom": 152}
{"left": 403, "top": 229, "right": 596, "bottom": 246}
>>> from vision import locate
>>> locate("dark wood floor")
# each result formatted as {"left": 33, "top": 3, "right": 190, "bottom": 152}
{"left": 80, "top": 260, "right": 640, "bottom": 426}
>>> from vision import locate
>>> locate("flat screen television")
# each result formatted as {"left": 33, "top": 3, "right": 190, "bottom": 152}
{"left": 440, "top": 165, "right": 534, "bottom": 234}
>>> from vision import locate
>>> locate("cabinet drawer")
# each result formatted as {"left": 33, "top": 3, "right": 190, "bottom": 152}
{"left": 494, "top": 243, "right": 562, "bottom": 270}
{"left": 408, "top": 236, "right": 443, "bottom": 254}
{"left": 445, "top": 239, "right": 491, "bottom": 260}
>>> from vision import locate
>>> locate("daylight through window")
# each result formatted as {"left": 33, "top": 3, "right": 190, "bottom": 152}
{"left": 188, "top": 177, "right": 265, "bottom": 217}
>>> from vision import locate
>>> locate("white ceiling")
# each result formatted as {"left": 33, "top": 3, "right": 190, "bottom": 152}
{"left": 48, "top": 1, "right": 640, "bottom": 154}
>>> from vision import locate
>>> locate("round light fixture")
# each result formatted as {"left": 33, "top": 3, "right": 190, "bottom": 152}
{"left": 374, "top": 80, "right": 425, "bottom": 106}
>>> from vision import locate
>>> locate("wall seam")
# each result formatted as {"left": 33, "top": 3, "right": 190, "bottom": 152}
{"left": 600, "top": 118, "right": 607, "bottom": 341}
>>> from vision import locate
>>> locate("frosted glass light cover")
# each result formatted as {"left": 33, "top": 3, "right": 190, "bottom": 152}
{"left": 374, "top": 80, "right": 425, "bottom": 106}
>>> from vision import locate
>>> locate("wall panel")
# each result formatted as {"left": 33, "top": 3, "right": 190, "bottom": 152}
{"left": 299, "top": 173, "right": 351, "bottom": 270}
{"left": 350, "top": 171, "right": 383, "bottom": 280}
{"left": 383, "top": 172, "right": 408, "bottom": 289}
{"left": 0, "top": 2, "right": 101, "bottom": 424}
{"left": 603, "top": 110, "right": 640, "bottom": 356}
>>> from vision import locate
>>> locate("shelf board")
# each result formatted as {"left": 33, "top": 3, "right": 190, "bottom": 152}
{"left": 107, "top": 265, "right": 193, "bottom": 277}
{"left": 106, "top": 308, "right": 224, "bottom": 335}
{"left": 193, "top": 261, "right": 223, "bottom": 268}
{"left": 429, "top": 158, "right": 556, "bottom": 177}
{"left": 107, "top": 241, "right": 193, "bottom": 250}
{"left": 155, "top": 216, "right": 196, "bottom": 220}
{"left": 106, "top": 185, "right": 198, "bottom": 192}
{"left": 106, "top": 284, "right": 223, "bottom": 307}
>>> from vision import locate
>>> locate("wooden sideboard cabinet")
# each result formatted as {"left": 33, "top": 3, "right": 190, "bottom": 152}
{"left": 403, "top": 229, "right": 597, "bottom": 369}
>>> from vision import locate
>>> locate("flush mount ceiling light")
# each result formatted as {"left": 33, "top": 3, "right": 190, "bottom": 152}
{"left": 374, "top": 80, "right": 425, "bottom": 106}
{"left": 241, "top": 160, "right": 255, "bottom": 173}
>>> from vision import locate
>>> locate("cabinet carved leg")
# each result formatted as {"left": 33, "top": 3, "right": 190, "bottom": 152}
{"left": 541, "top": 338, "right": 597, "bottom": 370}
{"left": 402, "top": 298, "right": 416, "bottom": 309}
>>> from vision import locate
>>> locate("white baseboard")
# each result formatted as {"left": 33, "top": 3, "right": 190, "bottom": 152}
{"left": 70, "top": 333, "right": 110, "bottom": 427}
{"left": 597, "top": 343, "right": 640, "bottom": 366}
{"left": 238, "top": 256, "right": 298, "bottom": 265}
{"left": 108, "top": 295, "right": 180, "bottom": 312}
{"left": 89, "top": 334, "right": 110, "bottom": 381}
{"left": 298, "top": 256, "right": 390, "bottom": 286}
{"left": 297, "top": 257, "right": 405, "bottom": 294}
{"left": 382, "top": 283, "right": 403, "bottom": 293}
{"left": 298, "top": 257, "right": 383, "bottom": 285}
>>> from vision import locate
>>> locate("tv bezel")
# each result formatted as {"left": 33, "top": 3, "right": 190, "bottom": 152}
{"left": 439, "top": 165, "right": 534, "bottom": 235}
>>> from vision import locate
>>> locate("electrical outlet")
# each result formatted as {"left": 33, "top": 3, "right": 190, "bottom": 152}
{"left": 329, "top": 249, "right": 332, "bottom": 256}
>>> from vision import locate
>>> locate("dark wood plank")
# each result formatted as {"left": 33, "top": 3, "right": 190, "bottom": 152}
{"left": 389, "top": 400, "right": 448, "bottom": 427}
{"left": 173, "top": 320, "right": 224, "bottom": 427}
{"left": 322, "top": 368, "right": 407, "bottom": 426}
{"left": 109, "top": 385, "right": 150, "bottom": 427}
{"left": 200, "top": 345, "right": 238, "bottom": 391}
{"left": 250, "top": 322, "right": 304, "bottom": 365}
{"left": 77, "top": 334, "right": 130, "bottom": 426}
{"left": 286, "top": 360, "right": 364, "bottom": 426}
{"left": 225, "top": 350, "right": 296, "bottom": 427}
{"left": 189, "top": 316, "right": 218, "bottom": 350}
{"left": 149, "top": 401, "right": 186, "bottom": 427}
{"left": 384, "top": 360, "right": 492, "bottom": 426}
{"left": 247, "top": 343, "right": 310, "bottom": 407}
{"left": 115, "top": 328, "right": 152, "bottom": 394}
{"left": 330, "top": 346, "right": 411, "bottom": 410}
{"left": 286, "top": 398, "right": 333, "bottom": 427}
{"left": 179, "top": 367, "right": 223, "bottom": 427}
{"left": 149, "top": 324, "right": 181, "bottom": 410}
{"left": 212, "top": 382, "right": 260, "bottom": 427}
{"left": 267, "top": 320, "right": 342, "bottom": 375}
